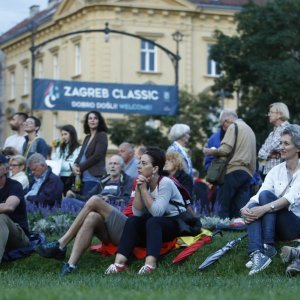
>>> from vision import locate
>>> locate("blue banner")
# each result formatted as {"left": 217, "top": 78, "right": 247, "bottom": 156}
{"left": 33, "top": 79, "right": 178, "bottom": 116}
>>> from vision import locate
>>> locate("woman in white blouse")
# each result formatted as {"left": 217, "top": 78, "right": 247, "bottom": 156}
{"left": 52, "top": 124, "right": 81, "bottom": 195}
{"left": 241, "top": 124, "right": 300, "bottom": 276}
{"left": 9, "top": 155, "right": 29, "bottom": 191}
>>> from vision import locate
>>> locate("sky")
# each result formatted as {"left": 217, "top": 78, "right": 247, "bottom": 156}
{"left": 0, "top": 0, "right": 49, "bottom": 35}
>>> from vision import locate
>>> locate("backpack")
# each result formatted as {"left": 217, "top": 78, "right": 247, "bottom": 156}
{"left": 2, "top": 232, "right": 46, "bottom": 261}
{"left": 160, "top": 176, "right": 202, "bottom": 236}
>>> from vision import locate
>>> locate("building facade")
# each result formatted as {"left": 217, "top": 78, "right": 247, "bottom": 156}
{"left": 0, "top": 0, "right": 264, "bottom": 146}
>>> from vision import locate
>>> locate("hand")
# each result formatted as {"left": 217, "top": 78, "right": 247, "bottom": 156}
{"left": 72, "top": 165, "right": 81, "bottom": 175}
{"left": 136, "top": 174, "right": 149, "bottom": 190}
{"left": 66, "top": 190, "right": 76, "bottom": 198}
{"left": 203, "top": 147, "right": 215, "bottom": 156}
{"left": 241, "top": 206, "right": 267, "bottom": 224}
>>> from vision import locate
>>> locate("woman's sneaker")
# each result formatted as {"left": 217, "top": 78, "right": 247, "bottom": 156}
{"left": 246, "top": 244, "right": 276, "bottom": 269}
{"left": 286, "top": 259, "right": 300, "bottom": 277}
{"left": 137, "top": 264, "right": 156, "bottom": 275}
{"left": 248, "top": 250, "right": 272, "bottom": 275}
{"left": 280, "top": 246, "right": 300, "bottom": 263}
{"left": 35, "top": 240, "right": 66, "bottom": 260}
{"left": 105, "top": 263, "right": 127, "bottom": 274}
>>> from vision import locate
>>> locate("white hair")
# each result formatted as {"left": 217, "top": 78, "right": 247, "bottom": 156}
{"left": 169, "top": 124, "right": 190, "bottom": 142}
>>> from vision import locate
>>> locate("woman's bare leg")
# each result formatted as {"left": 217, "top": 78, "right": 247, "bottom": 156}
{"left": 58, "top": 196, "right": 114, "bottom": 248}
{"left": 67, "top": 211, "right": 109, "bottom": 265}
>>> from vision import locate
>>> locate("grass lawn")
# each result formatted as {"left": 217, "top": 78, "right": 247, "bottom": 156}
{"left": 1, "top": 231, "right": 300, "bottom": 300}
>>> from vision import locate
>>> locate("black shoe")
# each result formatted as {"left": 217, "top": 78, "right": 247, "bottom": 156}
{"left": 286, "top": 259, "right": 300, "bottom": 277}
{"left": 61, "top": 263, "right": 76, "bottom": 277}
{"left": 35, "top": 240, "right": 66, "bottom": 260}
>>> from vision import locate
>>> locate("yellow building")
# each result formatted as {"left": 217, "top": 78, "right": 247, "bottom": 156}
{"left": 0, "top": 0, "right": 262, "bottom": 146}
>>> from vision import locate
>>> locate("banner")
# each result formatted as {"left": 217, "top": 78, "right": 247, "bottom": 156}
{"left": 33, "top": 79, "right": 178, "bottom": 116}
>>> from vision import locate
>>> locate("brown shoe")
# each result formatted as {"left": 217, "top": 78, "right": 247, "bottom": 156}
{"left": 280, "top": 246, "right": 300, "bottom": 263}
{"left": 286, "top": 259, "right": 300, "bottom": 277}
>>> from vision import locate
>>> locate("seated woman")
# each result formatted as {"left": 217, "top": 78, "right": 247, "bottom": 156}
{"left": 9, "top": 155, "right": 29, "bottom": 192}
{"left": 163, "top": 151, "right": 193, "bottom": 198}
{"left": 105, "top": 147, "right": 186, "bottom": 275}
{"left": 241, "top": 124, "right": 300, "bottom": 276}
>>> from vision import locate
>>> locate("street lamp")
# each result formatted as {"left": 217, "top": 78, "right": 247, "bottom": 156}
{"left": 172, "top": 31, "right": 183, "bottom": 88}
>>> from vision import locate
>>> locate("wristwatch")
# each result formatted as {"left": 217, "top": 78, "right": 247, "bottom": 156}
{"left": 270, "top": 203, "right": 275, "bottom": 212}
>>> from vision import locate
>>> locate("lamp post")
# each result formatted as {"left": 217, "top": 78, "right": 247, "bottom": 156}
{"left": 172, "top": 31, "right": 183, "bottom": 88}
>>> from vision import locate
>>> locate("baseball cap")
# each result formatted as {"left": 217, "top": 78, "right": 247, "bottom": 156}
{"left": 0, "top": 154, "right": 9, "bottom": 164}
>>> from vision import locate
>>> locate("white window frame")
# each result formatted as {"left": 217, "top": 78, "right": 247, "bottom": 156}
{"left": 23, "top": 65, "right": 29, "bottom": 95}
{"left": 140, "top": 40, "right": 157, "bottom": 72}
{"left": 38, "top": 60, "right": 43, "bottom": 78}
{"left": 10, "top": 71, "right": 15, "bottom": 99}
{"left": 74, "top": 43, "right": 81, "bottom": 76}
{"left": 53, "top": 53, "right": 59, "bottom": 79}
{"left": 207, "top": 44, "right": 221, "bottom": 77}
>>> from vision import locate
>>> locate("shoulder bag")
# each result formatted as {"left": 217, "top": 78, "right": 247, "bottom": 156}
{"left": 206, "top": 123, "right": 238, "bottom": 185}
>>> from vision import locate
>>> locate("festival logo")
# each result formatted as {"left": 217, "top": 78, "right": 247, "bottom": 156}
{"left": 44, "top": 82, "right": 59, "bottom": 108}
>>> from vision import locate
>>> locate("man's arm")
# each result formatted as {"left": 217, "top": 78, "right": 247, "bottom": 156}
{"left": 0, "top": 196, "right": 20, "bottom": 214}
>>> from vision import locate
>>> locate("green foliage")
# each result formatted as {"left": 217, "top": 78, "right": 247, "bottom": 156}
{"left": 109, "top": 90, "right": 220, "bottom": 175}
{"left": 28, "top": 212, "right": 76, "bottom": 235}
{"left": 210, "top": 0, "right": 300, "bottom": 145}
{"left": 1, "top": 231, "right": 300, "bottom": 299}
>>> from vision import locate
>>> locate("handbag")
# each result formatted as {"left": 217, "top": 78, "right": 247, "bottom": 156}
{"left": 206, "top": 123, "right": 238, "bottom": 185}
{"left": 206, "top": 158, "right": 228, "bottom": 185}
{"left": 170, "top": 200, "right": 202, "bottom": 236}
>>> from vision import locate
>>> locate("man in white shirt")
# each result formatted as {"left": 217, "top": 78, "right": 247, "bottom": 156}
{"left": 4, "top": 113, "right": 28, "bottom": 154}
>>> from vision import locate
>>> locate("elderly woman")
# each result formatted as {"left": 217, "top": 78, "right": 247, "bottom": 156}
{"left": 163, "top": 151, "right": 194, "bottom": 198}
{"left": 167, "top": 123, "right": 193, "bottom": 177}
{"left": 241, "top": 124, "right": 300, "bottom": 276}
{"left": 105, "top": 147, "right": 186, "bottom": 274}
{"left": 9, "top": 155, "right": 29, "bottom": 191}
{"left": 258, "top": 102, "right": 290, "bottom": 177}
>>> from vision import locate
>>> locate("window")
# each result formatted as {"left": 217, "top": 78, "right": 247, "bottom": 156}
{"left": 74, "top": 43, "right": 81, "bottom": 76}
{"left": 207, "top": 44, "right": 221, "bottom": 77}
{"left": 23, "top": 65, "right": 29, "bottom": 95}
{"left": 140, "top": 40, "right": 156, "bottom": 72}
{"left": 53, "top": 53, "right": 59, "bottom": 79}
{"left": 10, "top": 72, "right": 15, "bottom": 99}
{"left": 38, "top": 60, "right": 43, "bottom": 78}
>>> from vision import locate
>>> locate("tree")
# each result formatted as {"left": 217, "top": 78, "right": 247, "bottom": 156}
{"left": 210, "top": 0, "right": 300, "bottom": 145}
{"left": 109, "top": 90, "right": 220, "bottom": 175}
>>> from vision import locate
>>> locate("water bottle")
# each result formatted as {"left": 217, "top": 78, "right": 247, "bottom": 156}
{"left": 73, "top": 174, "right": 82, "bottom": 192}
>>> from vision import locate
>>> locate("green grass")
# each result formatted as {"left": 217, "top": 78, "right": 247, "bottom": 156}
{"left": 1, "top": 232, "right": 300, "bottom": 300}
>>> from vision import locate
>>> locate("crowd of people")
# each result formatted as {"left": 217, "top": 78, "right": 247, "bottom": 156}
{"left": 1, "top": 104, "right": 300, "bottom": 277}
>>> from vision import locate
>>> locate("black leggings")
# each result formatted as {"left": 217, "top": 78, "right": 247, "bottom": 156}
{"left": 118, "top": 215, "right": 179, "bottom": 259}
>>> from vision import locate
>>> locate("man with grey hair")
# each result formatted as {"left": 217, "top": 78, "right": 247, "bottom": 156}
{"left": 25, "top": 153, "right": 63, "bottom": 207}
{"left": 118, "top": 142, "right": 138, "bottom": 178}
{"left": 36, "top": 154, "right": 135, "bottom": 276}
{"left": 0, "top": 154, "right": 30, "bottom": 263}
{"left": 203, "top": 109, "right": 256, "bottom": 219}
{"left": 62, "top": 154, "right": 134, "bottom": 213}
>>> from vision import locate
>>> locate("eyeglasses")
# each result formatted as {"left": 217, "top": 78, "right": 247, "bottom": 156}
{"left": 10, "top": 164, "right": 21, "bottom": 167}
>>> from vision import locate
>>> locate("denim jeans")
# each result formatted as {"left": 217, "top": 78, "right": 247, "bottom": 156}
{"left": 81, "top": 181, "right": 98, "bottom": 196}
{"left": 217, "top": 170, "right": 252, "bottom": 219}
{"left": 61, "top": 197, "right": 85, "bottom": 214}
{"left": 247, "top": 190, "right": 300, "bottom": 254}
